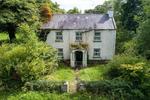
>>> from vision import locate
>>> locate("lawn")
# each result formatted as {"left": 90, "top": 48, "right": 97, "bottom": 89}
{"left": 0, "top": 32, "right": 21, "bottom": 43}
{"left": 0, "top": 91, "right": 109, "bottom": 100}
{"left": 0, "top": 33, "right": 9, "bottom": 41}
{"left": 42, "top": 67, "right": 75, "bottom": 81}
{"left": 78, "top": 65, "right": 107, "bottom": 81}
{"left": 42, "top": 64, "right": 107, "bottom": 81}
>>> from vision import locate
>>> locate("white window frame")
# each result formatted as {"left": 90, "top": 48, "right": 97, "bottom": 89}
{"left": 57, "top": 48, "right": 64, "bottom": 59}
{"left": 94, "top": 32, "right": 101, "bottom": 42}
{"left": 56, "top": 32, "right": 63, "bottom": 42}
{"left": 76, "top": 32, "right": 82, "bottom": 41}
{"left": 93, "top": 48, "right": 101, "bottom": 58}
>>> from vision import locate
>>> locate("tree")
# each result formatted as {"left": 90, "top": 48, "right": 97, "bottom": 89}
{"left": 121, "top": 0, "right": 142, "bottom": 33}
{"left": 85, "top": 1, "right": 112, "bottom": 14}
{"left": 0, "top": 0, "right": 40, "bottom": 42}
{"left": 67, "top": 7, "right": 81, "bottom": 14}
{"left": 137, "top": 0, "right": 150, "bottom": 59}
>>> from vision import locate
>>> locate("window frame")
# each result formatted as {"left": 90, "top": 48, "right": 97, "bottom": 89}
{"left": 94, "top": 32, "right": 101, "bottom": 42}
{"left": 76, "top": 32, "right": 82, "bottom": 42}
{"left": 55, "top": 31, "right": 63, "bottom": 42}
{"left": 93, "top": 48, "right": 101, "bottom": 58}
{"left": 57, "top": 48, "right": 64, "bottom": 59}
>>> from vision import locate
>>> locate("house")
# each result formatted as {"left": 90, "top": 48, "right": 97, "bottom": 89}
{"left": 41, "top": 11, "right": 116, "bottom": 68}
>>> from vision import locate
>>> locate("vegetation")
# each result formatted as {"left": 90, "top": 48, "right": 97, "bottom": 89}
{"left": 0, "top": 24, "right": 58, "bottom": 89}
{"left": 0, "top": 91, "right": 109, "bottom": 100}
{"left": 0, "top": 0, "right": 150, "bottom": 99}
{"left": 79, "top": 65, "right": 106, "bottom": 81}
{"left": 67, "top": 7, "right": 81, "bottom": 14}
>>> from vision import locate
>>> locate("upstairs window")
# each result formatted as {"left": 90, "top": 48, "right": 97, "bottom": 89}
{"left": 76, "top": 32, "right": 82, "bottom": 41}
{"left": 56, "top": 32, "right": 63, "bottom": 42}
{"left": 94, "top": 32, "right": 101, "bottom": 42}
{"left": 93, "top": 48, "right": 101, "bottom": 58}
{"left": 57, "top": 48, "right": 63, "bottom": 59}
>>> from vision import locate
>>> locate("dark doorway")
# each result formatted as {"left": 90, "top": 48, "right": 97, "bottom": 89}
{"left": 75, "top": 51, "right": 83, "bottom": 68}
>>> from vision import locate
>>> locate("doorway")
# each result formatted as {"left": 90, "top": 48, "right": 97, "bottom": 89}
{"left": 75, "top": 51, "right": 83, "bottom": 68}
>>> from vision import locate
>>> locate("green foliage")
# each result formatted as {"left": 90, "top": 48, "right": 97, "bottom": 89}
{"left": 121, "top": 0, "right": 142, "bottom": 32}
{"left": 79, "top": 65, "right": 106, "bottom": 81}
{"left": 22, "top": 80, "right": 64, "bottom": 93}
{"left": 0, "top": 0, "right": 40, "bottom": 41}
{"left": 67, "top": 7, "right": 81, "bottom": 14}
{"left": 0, "top": 91, "right": 108, "bottom": 100}
{"left": 0, "top": 24, "right": 58, "bottom": 88}
{"left": 42, "top": 67, "right": 75, "bottom": 81}
{"left": 137, "top": 0, "right": 150, "bottom": 59}
{"left": 104, "top": 54, "right": 150, "bottom": 99}
{"left": 85, "top": 1, "right": 112, "bottom": 14}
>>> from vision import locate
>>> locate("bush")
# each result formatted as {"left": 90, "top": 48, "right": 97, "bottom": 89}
{"left": 0, "top": 24, "right": 58, "bottom": 88}
{"left": 80, "top": 80, "right": 146, "bottom": 100}
{"left": 22, "top": 80, "right": 64, "bottom": 93}
{"left": 105, "top": 55, "right": 147, "bottom": 82}
{"left": 104, "top": 54, "right": 150, "bottom": 99}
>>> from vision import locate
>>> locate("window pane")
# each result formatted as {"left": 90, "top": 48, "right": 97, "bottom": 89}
{"left": 58, "top": 48, "right": 63, "bottom": 59}
{"left": 76, "top": 32, "right": 82, "bottom": 41}
{"left": 94, "top": 32, "right": 101, "bottom": 41}
{"left": 93, "top": 48, "right": 100, "bottom": 58}
{"left": 56, "top": 32, "right": 63, "bottom": 41}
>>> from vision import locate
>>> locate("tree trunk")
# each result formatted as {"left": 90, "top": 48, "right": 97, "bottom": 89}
{"left": 7, "top": 23, "right": 16, "bottom": 43}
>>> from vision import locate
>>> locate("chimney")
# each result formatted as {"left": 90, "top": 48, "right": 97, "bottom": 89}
{"left": 107, "top": 6, "right": 114, "bottom": 18}
{"left": 107, "top": 10, "right": 114, "bottom": 18}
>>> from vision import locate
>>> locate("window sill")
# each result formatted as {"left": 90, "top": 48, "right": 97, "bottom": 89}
{"left": 55, "top": 40, "right": 63, "bottom": 42}
{"left": 93, "top": 56, "right": 101, "bottom": 58}
{"left": 75, "top": 40, "right": 83, "bottom": 42}
{"left": 93, "top": 40, "right": 101, "bottom": 42}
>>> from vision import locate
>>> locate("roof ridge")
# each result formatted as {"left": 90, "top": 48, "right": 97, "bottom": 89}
{"left": 52, "top": 13, "right": 106, "bottom": 15}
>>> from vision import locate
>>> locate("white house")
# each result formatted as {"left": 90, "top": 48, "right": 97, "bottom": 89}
{"left": 41, "top": 11, "right": 116, "bottom": 68}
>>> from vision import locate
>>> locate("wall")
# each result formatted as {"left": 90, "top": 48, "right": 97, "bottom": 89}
{"left": 46, "top": 29, "right": 116, "bottom": 60}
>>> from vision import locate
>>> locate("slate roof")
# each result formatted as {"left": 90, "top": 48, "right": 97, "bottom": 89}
{"left": 41, "top": 14, "right": 116, "bottom": 30}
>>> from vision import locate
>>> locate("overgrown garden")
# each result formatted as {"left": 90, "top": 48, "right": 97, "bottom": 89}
{"left": 0, "top": 0, "right": 150, "bottom": 100}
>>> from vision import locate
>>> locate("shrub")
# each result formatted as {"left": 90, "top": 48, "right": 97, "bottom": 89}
{"left": 80, "top": 80, "right": 146, "bottom": 100}
{"left": 22, "top": 80, "right": 64, "bottom": 93}
{"left": 104, "top": 54, "right": 150, "bottom": 99}
{"left": 0, "top": 24, "right": 58, "bottom": 88}
{"left": 105, "top": 55, "right": 147, "bottom": 82}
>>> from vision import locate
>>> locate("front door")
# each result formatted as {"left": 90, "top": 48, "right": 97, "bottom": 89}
{"left": 75, "top": 51, "right": 83, "bottom": 68}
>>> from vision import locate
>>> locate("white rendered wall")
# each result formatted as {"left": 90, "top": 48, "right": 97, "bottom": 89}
{"left": 46, "top": 30, "right": 116, "bottom": 60}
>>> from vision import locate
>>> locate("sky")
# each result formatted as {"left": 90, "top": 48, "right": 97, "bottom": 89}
{"left": 51, "top": 0, "right": 107, "bottom": 12}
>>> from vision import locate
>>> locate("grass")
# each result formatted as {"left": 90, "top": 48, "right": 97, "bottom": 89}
{"left": 0, "top": 33, "right": 9, "bottom": 41}
{"left": 0, "top": 91, "right": 109, "bottom": 100}
{"left": 0, "top": 32, "right": 21, "bottom": 43}
{"left": 42, "top": 67, "right": 75, "bottom": 81}
{"left": 42, "top": 64, "right": 107, "bottom": 81}
{"left": 79, "top": 65, "right": 107, "bottom": 81}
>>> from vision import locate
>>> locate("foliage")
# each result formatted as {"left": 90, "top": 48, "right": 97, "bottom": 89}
{"left": 81, "top": 79, "right": 146, "bottom": 100}
{"left": 22, "top": 80, "right": 64, "bottom": 93}
{"left": 85, "top": 1, "right": 112, "bottom": 14}
{"left": 40, "top": 3, "right": 52, "bottom": 23}
{"left": 0, "top": 24, "right": 58, "bottom": 88}
{"left": 104, "top": 54, "right": 150, "bottom": 99}
{"left": 70, "top": 43, "right": 88, "bottom": 50}
{"left": 0, "top": 0, "right": 40, "bottom": 41}
{"left": 0, "top": 91, "right": 109, "bottom": 100}
{"left": 120, "top": 0, "right": 142, "bottom": 33}
{"left": 67, "top": 7, "right": 81, "bottom": 14}
{"left": 79, "top": 65, "right": 106, "bottom": 81}
{"left": 137, "top": 0, "right": 150, "bottom": 59}
{"left": 42, "top": 67, "right": 75, "bottom": 81}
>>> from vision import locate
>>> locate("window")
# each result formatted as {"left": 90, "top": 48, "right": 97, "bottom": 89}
{"left": 76, "top": 32, "right": 82, "bottom": 41}
{"left": 94, "top": 32, "right": 101, "bottom": 42}
{"left": 93, "top": 48, "right": 101, "bottom": 58}
{"left": 56, "top": 32, "right": 63, "bottom": 42}
{"left": 57, "top": 48, "right": 63, "bottom": 59}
